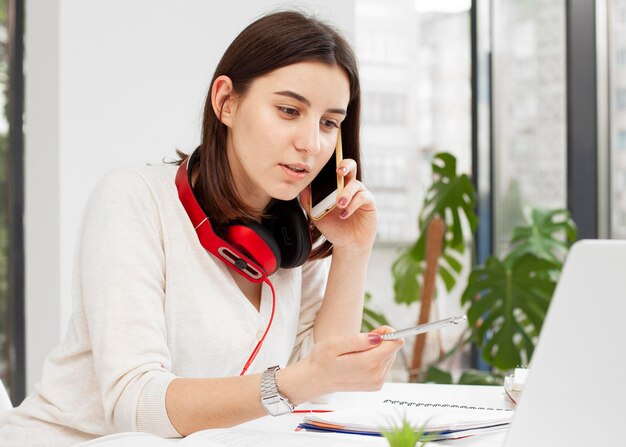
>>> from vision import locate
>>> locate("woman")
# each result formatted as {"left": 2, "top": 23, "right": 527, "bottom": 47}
{"left": 0, "top": 10, "right": 403, "bottom": 446}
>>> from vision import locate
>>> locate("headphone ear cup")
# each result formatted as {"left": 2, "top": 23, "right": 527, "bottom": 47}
{"left": 224, "top": 221, "right": 282, "bottom": 276}
{"left": 264, "top": 199, "right": 312, "bottom": 269}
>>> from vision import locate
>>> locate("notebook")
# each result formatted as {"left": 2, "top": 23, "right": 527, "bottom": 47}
{"left": 299, "top": 400, "right": 513, "bottom": 440}
{"left": 504, "top": 239, "right": 626, "bottom": 446}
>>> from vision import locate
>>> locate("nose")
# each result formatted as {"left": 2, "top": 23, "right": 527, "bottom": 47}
{"left": 294, "top": 120, "right": 321, "bottom": 155}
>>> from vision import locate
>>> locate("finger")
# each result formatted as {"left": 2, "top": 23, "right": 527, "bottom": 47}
{"left": 336, "top": 158, "right": 358, "bottom": 183}
{"left": 378, "top": 337, "right": 405, "bottom": 352}
{"left": 349, "top": 341, "right": 402, "bottom": 381}
{"left": 336, "top": 178, "right": 362, "bottom": 208}
{"left": 330, "top": 332, "right": 383, "bottom": 356}
{"left": 383, "top": 354, "right": 398, "bottom": 376}
{"left": 336, "top": 179, "right": 372, "bottom": 208}
{"left": 369, "top": 325, "right": 395, "bottom": 335}
{"left": 370, "top": 327, "right": 405, "bottom": 357}
{"left": 338, "top": 189, "right": 376, "bottom": 220}
{"left": 364, "top": 335, "right": 404, "bottom": 358}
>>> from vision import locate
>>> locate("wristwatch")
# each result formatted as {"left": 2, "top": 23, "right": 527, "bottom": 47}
{"left": 260, "top": 365, "right": 295, "bottom": 416}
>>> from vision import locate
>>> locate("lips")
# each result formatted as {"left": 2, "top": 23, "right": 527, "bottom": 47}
{"left": 279, "top": 163, "right": 310, "bottom": 180}
{"left": 280, "top": 163, "right": 310, "bottom": 173}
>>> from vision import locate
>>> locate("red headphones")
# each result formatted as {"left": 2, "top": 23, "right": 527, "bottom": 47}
{"left": 175, "top": 149, "right": 313, "bottom": 375}
{"left": 175, "top": 150, "right": 312, "bottom": 282}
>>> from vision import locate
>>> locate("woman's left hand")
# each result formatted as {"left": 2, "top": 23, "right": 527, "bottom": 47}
{"left": 300, "top": 158, "right": 377, "bottom": 252}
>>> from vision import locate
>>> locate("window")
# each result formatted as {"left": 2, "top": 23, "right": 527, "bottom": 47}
{"left": 356, "top": 0, "right": 471, "bottom": 245}
{"left": 0, "top": 0, "right": 9, "bottom": 395}
{"left": 492, "top": 0, "right": 567, "bottom": 254}
{"left": 610, "top": 0, "right": 626, "bottom": 238}
{"left": 362, "top": 92, "right": 408, "bottom": 125}
{"left": 617, "top": 88, "right": 626, "bottom": 111}
{"left": 356, "top": 0, "right": 472, "bottom": 375}
{"left": 620, "top": 210, "right": 626, "bottom": 227}
{"left": 620, "top": 131, "right": 626, "bottom": 152}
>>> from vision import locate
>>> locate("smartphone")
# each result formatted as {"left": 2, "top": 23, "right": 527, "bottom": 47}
{"left": 309, "top": 128, "right": 344, "bottom": 220}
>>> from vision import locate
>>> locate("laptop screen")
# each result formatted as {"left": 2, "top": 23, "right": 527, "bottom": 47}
{"left": 504, "top": 240, "right": 626, "bottom": 447}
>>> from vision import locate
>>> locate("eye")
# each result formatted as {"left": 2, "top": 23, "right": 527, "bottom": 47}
{"left": 278, "top": 106, "right": 300, "bottom": 117}
{"left": 321, "top": 119, "right": 339, "bottom": 129}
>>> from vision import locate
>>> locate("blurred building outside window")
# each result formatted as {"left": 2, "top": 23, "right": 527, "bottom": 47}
{"left": 356, "top": 0, "right": 472, "bottom": 377}
{"left": 492, "top": 0, "right": 567, "bottom": 255}
{"left": 610, "top": 0, "right": 626, "bottom": 238}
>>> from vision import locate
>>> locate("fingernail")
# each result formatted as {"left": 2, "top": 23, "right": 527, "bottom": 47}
{"left": 339, "top": 167, "right": 347, "bottom": 174}
{"left": 368, "top": 333, "right": 382, "bottom": 345}
{"left": 339, "top": 210, "right": 349, "bottom": 219}
{"left": 338, "top": 197, "right": 347, "bottom": 207}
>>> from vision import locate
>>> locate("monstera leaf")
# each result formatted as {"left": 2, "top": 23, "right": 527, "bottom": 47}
{"left": 419, "top": 153, "right": 478, "bottom": 247}
{"left": 462, "top": 253, "right": 560, "bottom": 371}
{"left": 392, "top": 153, "right": 477, "bottom": 305}
{"left": 507, "top": 208, "right": 577, "bottom": 265}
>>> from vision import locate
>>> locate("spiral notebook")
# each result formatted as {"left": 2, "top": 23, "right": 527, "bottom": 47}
{"left": 299, "top": 399, "right": 513, "bottom": 440}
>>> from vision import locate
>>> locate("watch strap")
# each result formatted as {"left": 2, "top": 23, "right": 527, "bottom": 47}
{"left": 260, "top": 365, "right": 294, "bottom": 416}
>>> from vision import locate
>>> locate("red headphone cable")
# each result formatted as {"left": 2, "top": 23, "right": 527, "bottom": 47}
{"left": 239, "top": 277, "right": 276, "bottom": 376}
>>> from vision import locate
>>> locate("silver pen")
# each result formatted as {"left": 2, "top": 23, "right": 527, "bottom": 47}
{"left": 380, "top": 315, "right": 467, "bottom": 340}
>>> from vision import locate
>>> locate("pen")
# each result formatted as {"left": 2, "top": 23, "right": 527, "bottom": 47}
{"left": 380, "top": 315, "right": 467, "bottom": 340}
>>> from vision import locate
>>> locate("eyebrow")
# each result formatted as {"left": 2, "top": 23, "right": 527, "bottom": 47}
{"left": 274, "top": 90, "right": 347, "bottom": 115}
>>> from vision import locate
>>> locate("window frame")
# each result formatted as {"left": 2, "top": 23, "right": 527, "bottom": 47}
{"left": 5, "top": 0, "right": 26, "bottom": 404}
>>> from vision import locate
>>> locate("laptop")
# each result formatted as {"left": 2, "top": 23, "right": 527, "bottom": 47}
{"left": 504, "top": 240, "right": 626, "bottom": 446}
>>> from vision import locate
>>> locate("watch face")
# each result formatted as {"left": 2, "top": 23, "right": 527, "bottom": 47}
{"left": 266, "top": 398, "right": 293, "bottom": 416}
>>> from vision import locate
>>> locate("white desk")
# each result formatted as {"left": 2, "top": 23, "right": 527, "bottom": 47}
{"left": 80, "top": 383, "right": 512, "bottom": 446}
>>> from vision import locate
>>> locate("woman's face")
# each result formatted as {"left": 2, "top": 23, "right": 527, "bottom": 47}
{"left": 224, "top": 61, "right": 350, "bottom": 212}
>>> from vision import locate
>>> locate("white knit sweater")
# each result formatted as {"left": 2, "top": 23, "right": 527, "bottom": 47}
{"left": 0, "top": 164, "right": 329, "bottom": 446}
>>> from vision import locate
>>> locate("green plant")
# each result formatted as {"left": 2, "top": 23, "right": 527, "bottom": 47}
{"left": 424, "top": 365, "right": 503, "bottom": 386}
{"left": 382, "top": 418, "right": 434, "bottom": 447}
{"left": 364, "top": 152, "right": 577, "bottom": 379}
{"left": 391, "top": 153, "right": 477, "bottom": 306}
{"left": 462, "top": 209, "right": 576, "bottom": 370}
{"left": 361, "top": 292, "right": 390, "bottom": 332}
{"left": 507, "top": 208, "right": 577, "bottom": 264}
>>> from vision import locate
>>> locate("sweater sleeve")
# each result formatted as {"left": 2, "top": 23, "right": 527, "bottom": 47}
{"left": 79, "top": 168, "right": 180, "bottom": 437}
{"left": 289, "top": 256, "right": 331, "bottom": 363}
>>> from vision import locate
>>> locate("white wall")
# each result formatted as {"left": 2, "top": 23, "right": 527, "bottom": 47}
{"left": 25, "top": 0, "right": 355, "bottom": 393}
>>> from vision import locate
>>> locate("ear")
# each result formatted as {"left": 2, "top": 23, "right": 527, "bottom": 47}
{"left": 211, "top": 75, "right": 237, "bottom": 127}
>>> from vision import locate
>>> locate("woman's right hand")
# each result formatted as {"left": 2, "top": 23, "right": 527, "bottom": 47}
{"left": 278, "top": 328, "right": 405, "bottom": 404}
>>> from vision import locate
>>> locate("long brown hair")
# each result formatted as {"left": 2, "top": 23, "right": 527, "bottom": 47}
{"left": 183, "top": 10, "right": 361, "bottom": 260}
